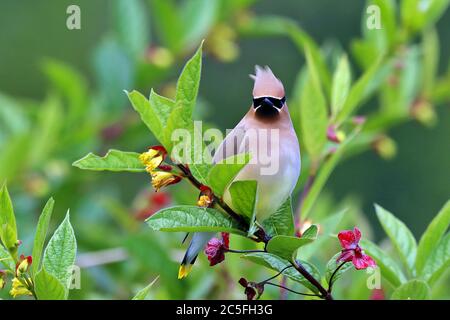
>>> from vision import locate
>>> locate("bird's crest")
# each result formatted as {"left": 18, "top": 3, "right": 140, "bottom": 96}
{"left": 250, "top": 65, "right": 285, "bottom": 99}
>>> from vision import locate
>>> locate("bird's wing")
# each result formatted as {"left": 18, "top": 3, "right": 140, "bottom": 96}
{"left": 212, "top": 119, "right": 247, "bottom": 164}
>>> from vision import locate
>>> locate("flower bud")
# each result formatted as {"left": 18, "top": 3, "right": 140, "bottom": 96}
{"left": 327, "top": 125, "right": 346, "bottom": 143}
{"left": 16, "top": 255, "right": 32, "bottom": 277}
{"left": 151, "top": 171, "right": 181, "bottom": 191}
{"left": 410, "top": 99, "right": 437, "bottom": 127}
{"left": 372, "top": 135, "right": 397, "bottom": 160}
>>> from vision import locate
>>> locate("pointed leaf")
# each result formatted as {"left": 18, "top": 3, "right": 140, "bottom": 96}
{"left": 422, "top": 233, "right": 450, "bottom": 285}
{"left": 43, "top": 212, "right": 77, "bottom": 290}
{"left": 266, "top": 228, "right": 317, "bottom": 260}
{"left": 262, "top": 197, "right": 295, "bottom": 236}
{"left": 207, "top": 154, "right": 251, "bottom": 196}
{"left": 35, "top": 268, "right": 67, "bottom": 300}
{"left": 299, "top": 48, "right": 328, "bottom": 159}
{"left": 0, "top": 183, "right": 17, "bottom": 253}
{"left": 416, "top": 200, "right": 450, "bottom": 274}
{"left": 32, "top": 198, "right": 54, "bottom": 276}
{"left": 360, "top": 239, "right": 407, "bottom": 286}
{"left": 375, "top": 204, "right": 417, "bottom": 274}
{"left": 146, "top": 206, "right": 245, "bottom": 235}
{"left": 331, "top": 54, "right": 351, "bottom": 116}
{"left": 175, "top": 42, "right": 203, "bottom": 117}
{"left": 132, "top": 276, "right": 159, "bottom": 300}
{"left": 126, "top": 90, "right": 168, "bottom": 146}
{"left": 73, "top": 149, "right": 145, "bottom": 172}
{"left": 229, "top": 180, "right": 257, "bottom": 225}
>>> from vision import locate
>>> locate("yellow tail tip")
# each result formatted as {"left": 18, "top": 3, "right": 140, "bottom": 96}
{"left": 178, "top": 264, "right": 193, "bottom": 279}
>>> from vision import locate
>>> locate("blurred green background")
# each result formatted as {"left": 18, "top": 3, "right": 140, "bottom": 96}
{"left": 0, "top": 0, "right": 448, "bottom": 299}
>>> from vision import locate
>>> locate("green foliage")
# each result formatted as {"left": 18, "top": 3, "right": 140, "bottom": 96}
{"left": 132, "top": 276, "right": 159, "bottom": 300}
{"left": 262, "top": 197, "right": 295, "bottom": 236}
{"left": 31, "top": 198, "right": 54, "bottom": 276}
{"left": 207, "top": 154, "right": 251, "bottom": 196}
{"left": 325, "top": 253, "right": 353, "bottom": 285}
{"left": 416, "top": 200, "right": 450, "bottom": 274}
{"left": 266, "top": 226, "right": 317, "bottom": 260}
{"left": 391, "top": 279, "right": 430, "bottom": 300}
{"left": 375, "top": 204, "right": 417, "bottom": 274}
{"left": 146, "top": 206, "right": 246, "bottom": 235}
{"left": 34, "top": 268, "right": 67, "bottom": 300}
{"left": 0, "top": 183, "right": 17, "bottom": 254}
{"left": 228, "top": 180, "right": 257, "bottom": 224}
{"left": 42, "top": 212, "right": 77, "bottom": 296}
{"left": 73, "top": 150, "right": 146, "bottom": 172}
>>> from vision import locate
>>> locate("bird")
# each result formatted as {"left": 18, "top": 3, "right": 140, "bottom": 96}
{"left": 178, "top": 66, "right": 301, "bottom": 279}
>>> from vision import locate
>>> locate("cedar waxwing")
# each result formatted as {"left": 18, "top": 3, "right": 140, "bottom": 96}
{"left": 178, "top": 66, "right": 301, "bottom": 279}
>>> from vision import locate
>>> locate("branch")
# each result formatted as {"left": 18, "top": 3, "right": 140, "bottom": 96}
{"left": 291, "top": 259, "right": 333, "bottom": 300}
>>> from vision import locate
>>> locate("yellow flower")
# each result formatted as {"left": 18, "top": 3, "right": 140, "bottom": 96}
{"left": 10, "top": 277, "right": 32, "bottom": 298}
{"left": 197, "top": 195, "right": 212, "bottom": 208}
{"left": 140, "top": 147, "right": 165, "bottom": 173}
{"left": 151, "top": 171, "right": 181, "bottom": 191}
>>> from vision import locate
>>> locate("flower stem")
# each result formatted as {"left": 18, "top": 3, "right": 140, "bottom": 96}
{"left": 291, "top": 259, "right": 333, "bottom": 300}
{"left": 264, "top": 282, "right": 320, "bottom": 297}
{"left": 225, "top": 249, "right": 265, "bottom": 254}
{"left": 327, "top": 261, "right": 347, "bottom": 292}
{"left": 176, "top": 164, "right": 268, "bottom": 242}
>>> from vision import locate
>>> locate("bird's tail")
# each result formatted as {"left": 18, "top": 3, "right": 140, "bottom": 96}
{"left": 178, "top": 232, "right": 215, "bottom": 279}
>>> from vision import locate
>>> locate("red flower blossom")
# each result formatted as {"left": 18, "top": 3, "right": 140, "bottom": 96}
{"left": 238, "top": 278, "right": 264, "bottom": 300}
{"left": 204, "top": 233, "right": 229, "bottom": 266}
{"left": 337, "top": 227, "right": 376, "bottom": 270}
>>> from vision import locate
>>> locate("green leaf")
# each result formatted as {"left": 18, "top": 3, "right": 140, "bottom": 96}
{"left": 325, "top": 253, "right": 353, "bottom": 285}
{"left": 331, "top": 54, "right": 351, "bottom": 116}
{"left": 299, "top": 47, "right": 328, "bottom": 159}
{"left": 360, "top": 239, "right": 407, "bottom": 287}
{"left": 422, "top": 28, "right": 439, "bottom": 96}
{"left": 241, "top": 252, "right": 320, "bottom": 293}
{"left": 175, "top": 42, "right": 203, "bottom": 118}
{"left": 0, "top": 244, "right": 14, "bottom": 271}
{"left": 401, "top": 0, "right": 450, "bottom": 35}
{"left": 416, "top": 200, "right": 450, "bottom": 275}
{"left": 149, "top": 88, "right": 176, "bottom": 125}
{"left": 146, "top": 206, "right": 245, "bottom": 235}
{"left": 0, "top": 183, "right": 17, "bottom": 253}
{"left": 113, "top": 0, "right": 150, "bottom": 59}
{"left": 375, "top": 204, "right": 417, "bottom": 274}
{"left": 180, "top": 0, "right": 218, "bottom": 46}
{"left": 165, "top": 106, "right": 212, "bottom": 184}
{"left": 35, "top": 268, "right": 67, "bottom": 300}
{"left": 32, "top": 198, "right": 55, "bottom": 276}
{"left": 335, "top": 56, "right": 385, "bottom": 125}
{"left": 266, "top": 229, "right": 317, "bottom": 260}
{"left": 262, "top": 197, "right": 295, "bottom": 237}
{"left": 150, "top": 0, "right": 183, "bottom": 52}
{"left": 229, "top": 180, "right": 257, "bottom": 225}
{"left": 73, "top": 149, "right": 145, "bottom": 172}
{"left": 132, "top": 276, "right": 159, "bottom": 300}
{"left": 421, "top": 233, "right": 450, "bottom": 285}
{"left": 391, "top": 279, "right": 430, "bottom": 300}
{"left": 207, "top": 154, "right": 251, "bottom": 196}
{"left": 43, "top": 212, "right": 77, "bottom": 290}
{"left": 126, "top": 90, "right": 169, "bottom": 146}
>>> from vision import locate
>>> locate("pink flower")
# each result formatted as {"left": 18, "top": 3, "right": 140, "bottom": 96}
{"left": 204, "top": 233, "right": 229, "bottom": 266}
{"left": 337, "top": 227, "right": 376, "bottom": 270}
